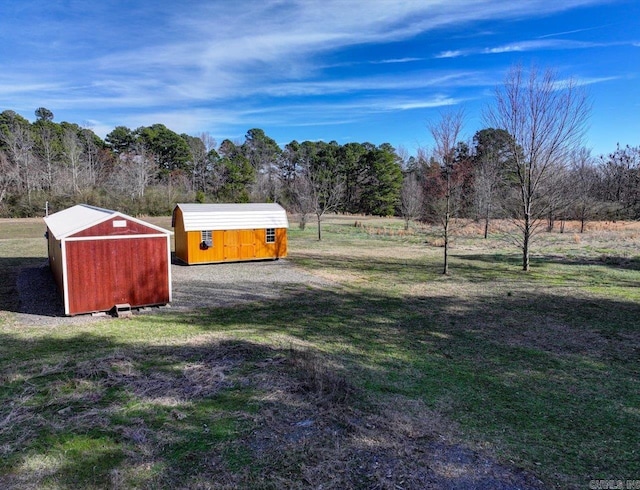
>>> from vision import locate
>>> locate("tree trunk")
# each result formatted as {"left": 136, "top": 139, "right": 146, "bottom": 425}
{"left": 522, "top": 212, "right": 531, "bottom": 271}
{"left": 443, "top": 195, "right": 450, "bottom": 275}
{"left": 317, "top": 213, "right": 322, "bottom": 241}
{"left": 443, "top": 231, "right": 449, "bottom": 275}
{"left": 483, "top": 203, "right": 490, "bottom": 239}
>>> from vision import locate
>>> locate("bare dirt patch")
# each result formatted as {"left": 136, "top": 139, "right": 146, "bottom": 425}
{"left": 12, "top": 258, "right": 334, "bottom": 325}
{"left": 169, "top": 259, "right": 333, "bottom": 310}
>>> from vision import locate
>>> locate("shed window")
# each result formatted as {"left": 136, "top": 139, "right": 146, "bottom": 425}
{"left": 201, "top": 230, "right": 213, "bottom": 249}
{"left": 266, "top": 228, "right": 276, "bottom": 243}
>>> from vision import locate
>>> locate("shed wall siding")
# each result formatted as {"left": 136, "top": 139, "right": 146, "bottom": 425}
{"left": 274, "top": 228, "right": 287, "bottom": 258}
{"left": 70, "top": 217, "right": 160, "bottom": 238}
{"left": 65, "top": 237, "right": 169, "bottom": 315}
{"left": 174, "top": 207, "right": 189, "bottom": 264}
{"left": 180, "top": 227, "right": 287, "bottom": 264}
{"left": 47, "top": 231, "right": 64, "bottom": 300}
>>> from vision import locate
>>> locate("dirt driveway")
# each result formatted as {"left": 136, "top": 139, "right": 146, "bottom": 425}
{"left": 169, "top": 258, "right": 331, "bottom": 310}
{"left": 14, "top": 258, "right": 332, "bottom": 325}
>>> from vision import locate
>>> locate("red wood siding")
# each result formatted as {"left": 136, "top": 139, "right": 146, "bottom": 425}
{"left": 70, "top": 217, "right": 161, "bottom": 238}
{"left": 65, "top": 237, "right": 169, "bottom": 315}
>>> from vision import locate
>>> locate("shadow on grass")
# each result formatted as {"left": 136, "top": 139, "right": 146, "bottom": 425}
{"left": 142, "top": 285, "right": 639, "bottom": 487}
{"left": 2, "top": 273, "right": 639, "bottom": 487}
{"left": 294, "top": 249, "right": 640, "bottom": 290}
{"left": 546, "top": 252, "right": 640, "bottom": 271}
{"left": 457, "top": 251, "right": 640, "bottom": 273}
{"left": 0, "top": 335, "right": 306, "bottom": 488}
{"left": 0, "top": 257, "right": 64, "bottom": 316}
{"left": 2, "top": 328, "right": 517, "bottom": 489}
{"left": 292, "top": 251, "right": 446, "bottom": 283}
{"left": 0, "top": 316, "right": 554, "bottom": 489}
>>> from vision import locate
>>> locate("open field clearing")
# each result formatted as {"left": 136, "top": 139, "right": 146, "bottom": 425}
{"left": 0, "top": 215, "right": 638, "bottom": 489}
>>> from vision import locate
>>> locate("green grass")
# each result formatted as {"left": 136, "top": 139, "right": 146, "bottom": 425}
{"left": 1, "top": 216, "right": 639, "bottom": 488}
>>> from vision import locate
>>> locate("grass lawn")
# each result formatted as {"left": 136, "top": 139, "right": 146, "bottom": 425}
{"left": 0, "top": 215, "right": 638, "bottom": 488}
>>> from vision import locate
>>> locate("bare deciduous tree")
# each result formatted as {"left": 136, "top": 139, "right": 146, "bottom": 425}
{"left": 295, "top": 167, "right": 344, "bottom": 241}
{"left": 569, "top": 148, "right": 600, "bottom": 233}
{"left": 598, "top": 144, "right": 640, "bottom": 219}
{"left": 485, "top": 65, "right": 590, "bottom": 271}
{"left": 542, "top": 162, "right": 572, "bottom": 232}
{"left": 428, "top": 109, "right": 465, "bottom": 275}
{"left": 400, "top": 172, "right": 423, "bottom": 230}
{"left": 472, "top": 128, "right": 514, "bottom": 238}
{"left": 111, "top": 143, "right": 158, "bottom": 200}
{"left": 0, "top": 120, "right": 41, "bottom": 205}
{"left": 81, "top": 128, "right": 101, "bottom": 189}
{"left": 291, "top": 172, "right": 314, "bottom": 231}
{"left": 62, "top": 128, "right": 85, "bottom": 195}
{"left": 34, "top": 122, "right": 59, "bottom": 191}
{"left": 0, "top": 151, "right": 17, "bottom": 208}
{"left": 188, "top": 132, "right": 216, "bottom": 193}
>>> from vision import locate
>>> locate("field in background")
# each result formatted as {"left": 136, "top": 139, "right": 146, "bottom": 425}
{"left": 0, "top": 215, "right": 638, "bottom": 488}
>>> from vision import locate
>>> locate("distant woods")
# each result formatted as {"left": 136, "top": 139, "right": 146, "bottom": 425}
{"left": 0, "top": 85, "right": 638, "bottom": 236}
{"left": 0, "top": 116, "right": 404, "bottom": 219}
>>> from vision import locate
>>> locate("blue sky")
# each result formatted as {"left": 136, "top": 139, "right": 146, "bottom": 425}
{"left": 1, "top": 0, "right": 638, "bottom": 157}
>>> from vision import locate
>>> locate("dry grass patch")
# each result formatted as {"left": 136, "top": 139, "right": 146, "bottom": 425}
{"left": 0, "top": 327, "right": 547, "bottom": 489}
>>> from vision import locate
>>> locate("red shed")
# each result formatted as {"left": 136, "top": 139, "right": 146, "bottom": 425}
{"left": 44, "top": 204, "right": 173, "bottom": 316}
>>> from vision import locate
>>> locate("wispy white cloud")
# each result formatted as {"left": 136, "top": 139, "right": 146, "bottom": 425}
{"left": 484, "top": 39, "right": 602, "bottom": 53}
{"left": 0, "top": 81, "right": 63, "bottom": 97}
{"left": 370, "top": 58, "right": 425, "bottom": 64}
{"left": 257, "top": 71, "right": 485, "bottom": 97}
{"left": 435, "top": 50, "right": 466, "bottom": 59}
{"left": 64, "top": 0, "right": 613, "bottom": 108}
{"left": 385, "top": 96, "right": 462, "bottom": 110}
{"left": 555, "top": 75, "right": 622, "bottom": 88}
{"left": 537, "top": 23, "right": 615, "bottom": 38}
{"left": 250, "top": 94, "right": 465, "bottom": 124}
{"left": 435, "top": 38, "right": 603, "bottom": 59}
{"left": 0, "top": 0, "right": 627, "bottom": 152}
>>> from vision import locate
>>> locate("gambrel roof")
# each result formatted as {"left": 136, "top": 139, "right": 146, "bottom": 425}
{"left": 173, "top": 203, "right": 289, "bottom": 231}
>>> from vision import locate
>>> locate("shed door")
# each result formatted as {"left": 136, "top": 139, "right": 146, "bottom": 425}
{"left": 239, "top": 230, "right": 255, "bottom": 259}
{"left": 223, "top": 230, "right": 239, "bottom": 261}
{"left": 111, "top": 245, "right": 130, "bottom": 305}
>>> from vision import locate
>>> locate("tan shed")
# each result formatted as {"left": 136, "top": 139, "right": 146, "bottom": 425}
{"left": 172, "top": 203, "right": 288, "bottom": 265}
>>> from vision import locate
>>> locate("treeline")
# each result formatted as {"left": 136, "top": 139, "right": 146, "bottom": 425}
{"left": 0, "top": 109, "right": 402, "bottom": 219}
{"left": 0, "top": 107, "right": 638, "bottom": 226}
{"left": 406, "top": 129, "right": 640, "bottom": 235}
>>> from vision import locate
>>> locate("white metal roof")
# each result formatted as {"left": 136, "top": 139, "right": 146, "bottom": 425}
{"left": 44, "top": 204, "right": 172, "bottom": 239}
{"left": 175, "top": 203, "right": 289, "bottom": 231}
